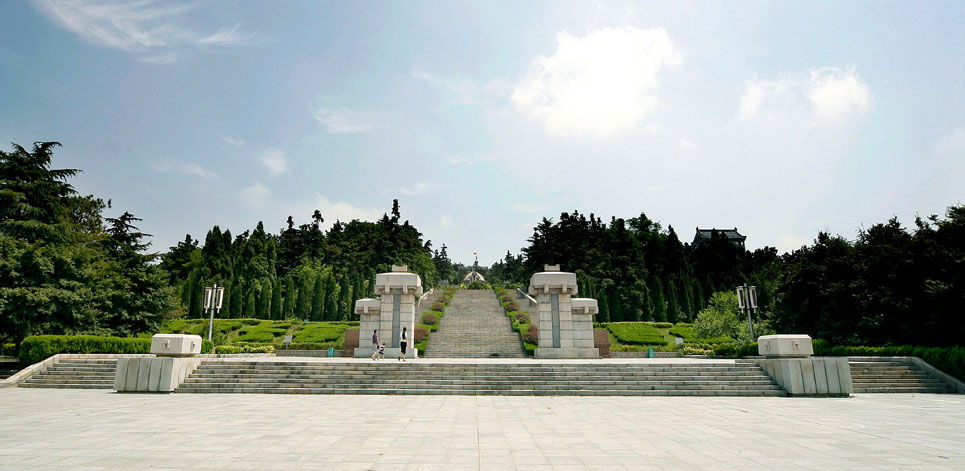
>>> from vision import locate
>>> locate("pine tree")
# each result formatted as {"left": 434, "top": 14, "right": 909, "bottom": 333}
{"left": 228, "top": 281, "right": 242, "bottom": 318}
{"left": 680, "top": 277, "right": 694, "bottom": 322}
{"left": 244, "top": 286, "right": 256, "bottom": 318}
{"left": 311, "top": 273, "right": 325, "bottom": 321}
{"left": 338, "top": 277, "right": 351, "bottom": 320}
{"left": 666, "top": 279, "right": 680, "bottom": 323}
{"left": 261, "top": 280, "right": 272, "bottom": 319}
{"left": 296, "top": 275, "right": 312, "bottom": 320}
{"left": 323, "top": 275, "right": 338, "bottom": 320}
{"left": 650, "top": 277, "right": 667, "bottom": 322}
{"left": 270, "top": 280, "right": 282, "bottom": 320}
{"left": 611, "top": 290, "right": 626, "bottom": 322}
{"left": 282, "top": 276, "right": 296, "bottom": 319}
{"left": 693, "top": 279, "right": 705, "bottom": 312}
{"left": 597, "top": 291, "right": 611, "bottom": 323}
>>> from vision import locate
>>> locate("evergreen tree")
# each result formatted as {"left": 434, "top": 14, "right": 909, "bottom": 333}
{"left": 311, "top": 273, "right": 325, "bottom": 321}
{"left": 260, "top": 280, "right": 272, "bottom": 319}
{"left": 611, "top": 290, "right": 626, "bottom": 322}
{"left": 650, "top": 277, "right": 667, "bottom": 322}
{"left": 270, "top": 280, "right": 282, "bottom": 320}
{"left": 228, "top": 281, "right": 242, "bottom": 318}
{"left": 597, "top": 291, "right": 611, "bottom": 323}
{"left": 323, "top": 275, "right": 338, "bottom": 320}
{"left": 244, "top": 286, "right": 256, "bottom": 318}
{"left": 296, "top": 275, "right": 312, "bottom": 319}
{"left": 338, "top": 277, "right": 351, "bottom": 320}
{"left": 666, "top": 279, "right": 680, "bottom": 323}
{"left": 282, "top": 276, "right": 296, "bottom": 319}
{"left": 693, "top": 279, "right": 706, "bottom": 312}
{"left": 680, "top": 278, "right": 694, "bottom": 322}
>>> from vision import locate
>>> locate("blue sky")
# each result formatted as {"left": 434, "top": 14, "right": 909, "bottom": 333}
{"left": 2, "top": 1, "right": 963, "bottom": 265}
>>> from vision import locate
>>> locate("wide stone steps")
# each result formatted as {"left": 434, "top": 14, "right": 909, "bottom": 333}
{"left": 848, "top": 358, "right": 954, "bottom": 394}
{"left": 19, "top": 359, "right": 117, "bottom": 389}
{"left": 176, "top": 361, "right": 784, "bottom": 396}
{"left": 425, "top": 290, "right": 524, "bottom": 358}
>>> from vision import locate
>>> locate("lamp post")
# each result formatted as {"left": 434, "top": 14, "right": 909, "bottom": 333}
{"left": 736, "top": 284, "right": 757, "bottom": 340}
{"left": 203, "top": 284, "right": 225, "bottom": 342}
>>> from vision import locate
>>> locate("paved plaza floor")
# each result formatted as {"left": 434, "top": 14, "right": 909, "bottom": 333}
{"left": 1, "top": 389, "right": 963, "bottom": 470}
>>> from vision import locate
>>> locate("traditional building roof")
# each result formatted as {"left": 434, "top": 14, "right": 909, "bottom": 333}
{"left": 463, "top": 270, "right": 486, "bottom": 283}
{"left": 693, "top": 227, "right": 746, "bottom": 249}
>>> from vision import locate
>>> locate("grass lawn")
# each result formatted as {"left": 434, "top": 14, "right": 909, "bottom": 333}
{"left": 160, "top": 318, "right": 358, "bottom": 349}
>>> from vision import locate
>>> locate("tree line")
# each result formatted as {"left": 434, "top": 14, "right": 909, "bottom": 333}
{"left": 490, "top": 207, "right": 965, "bottom": 347}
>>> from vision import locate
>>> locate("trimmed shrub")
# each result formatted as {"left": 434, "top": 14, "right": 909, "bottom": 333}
{"left": 711, "top": 342, "right": 740, "bottom": 358}
{"left": 524, "top": 325, "right": 539, "bottom": 345}
{"left": 286, "top": 342, "right": 337, "bottom": 350}
{"left": 422, "top": 312, "right": 439, "bottom": 325}
{"left": 216, "top": 344, "right": 275, "bottom": 354}
{"left": 2, "top": 343, "right": 16, "bottom": 357}
{"left": 431, "top": 301, "right": 445, "bottom": 311}
{"left": 605, "top": 323, "right": 667, "bottom": 346}
{"left": 668, "top": 323, "right": 695, "bottom": 341}
{"left": 506, "top": 301, "right": 520, "bottom": 312}
{"left": 682, "top": 345, "right": 712, "bottom": 355}
{"left": 414, "top": 326, "right": 429, "bottom": 342}
{"left": 18, "top": 335, "right": 213, "bottom": 364}
{"left": 651, "top": 322, "right": 674, "bottom": 328}
{"left": 512, "top": 311, "right": 530, "bottom": 325}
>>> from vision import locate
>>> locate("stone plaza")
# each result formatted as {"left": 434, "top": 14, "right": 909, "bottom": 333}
{"left": 2, "top": 387, "right": 964, "bottom": 470}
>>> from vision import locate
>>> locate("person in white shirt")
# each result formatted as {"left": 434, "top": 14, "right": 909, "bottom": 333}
{"left": 399, "top": 326, "right": 408, "bottom": 361}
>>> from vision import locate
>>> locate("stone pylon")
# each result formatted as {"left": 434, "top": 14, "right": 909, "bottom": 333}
{"left": 528, "top": 265, "right": 600, "bottom": 359}
{"left": 354, "top": 265, "right": 422, "bottom": 358}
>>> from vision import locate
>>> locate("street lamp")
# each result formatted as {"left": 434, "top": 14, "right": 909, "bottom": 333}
{"left": 736, "top": 284, "right": 758, "bottom": 340}
{"left": 203, "top": 284, "right": 225, "bottom": 342}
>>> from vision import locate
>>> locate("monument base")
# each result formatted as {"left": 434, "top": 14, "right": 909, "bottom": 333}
{"left": 535, "top": 347, "right": 599, "bottom": 359}
{"left": 354, "top": 346, "right": 419, "bottom": 359}
{"left": 755, "top": 357, "right": 852, "bottom": 396}
{"left": 115, "top": 357, "right": 202, "bottom": 392}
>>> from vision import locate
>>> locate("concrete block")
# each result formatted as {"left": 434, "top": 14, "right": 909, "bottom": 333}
{"left": 534, "top": 347, "right": 599, "bottom": 359}
{"left": 114, "top": 358, "right": 129, "bottom": 390}
{"left": 124, "top": 358, "right": 139, "bottom": 390}
{"left": 812, "top": 358, "right": 829, "bottom": 394}
{"left": 571, "top": 298, "right": 598, "bottom": 315}
{"left": 354, "top": 298, "right": 381, "bottom": 315}
{"left": 801, "top": 360, "right": 817, "bottom": 394}
{"left": 136, "top": 357, "right": 152, "bottom": 391}
{"left": 374, "top": 271, "right": 422, "bottom": 296}
{"left": 148, "top": 358, "right": 162, "bottom": 391}
{"left": 150, "top": 334, "right": 202, "bottom": 356}
{"left": 825, "top": 359, "right": 842, "bottom": 392}
{"left": 758, "top": 334, "right": 813, "bottom": 358}
{"left": 528, "top": 271, "right": 578, "bottom": 296}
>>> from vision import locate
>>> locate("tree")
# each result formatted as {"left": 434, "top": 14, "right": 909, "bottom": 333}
{"left": 311, "top": 273, "right": 325, "bottom": 321}
{"left": 338, "top": 277, "right": 351, "bottom": 320}
{"left": 228, "top": 282, "right": 242, "bottom": 318}
{"left": 282, "top": 276, "right": 296, "bottom": 319}
{"left": 650, "top": 277, "right": 666, "bottom": 322}
{"left": 323, "top": 275, "right": 338, "bottom": 320}
{"left": 244, "top": 286, "right": 256, "bottom": 318}
{"left": 666, "top": 279, "right": 680, "bottom": 323}
{"left": 693, "top": 291, "right": 741, "bottom": 340}
{"left": 269, "top": 280, "right": 282, "bottom": 320}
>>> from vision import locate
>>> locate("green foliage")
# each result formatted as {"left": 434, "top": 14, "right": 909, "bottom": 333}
{"left": 668, "top": 323, "right": 695, "bottom": 341}
{"left": 292, "top": 322, "right": 355, "bottom": 345}
{"left": 422, "top": 312, "right": 439, "bottom": 325}
{"left": 215, "top": 344, "right": 275, "bottom": 354}
{"left": 681, "top": 344, "right": 712, "bottom": 355}
{"left": 233, "top": 321, "right": 290, "bottom": 344}
{"left": 603, "top": 322, "right": 667, "bottom": 346}
{"left": 2, "top": 343, "right": 17, "bottom": 357}
{"left": 466, "top": 281, "right": 491, "bottom": 290}
{"left": 693, "top": 291, "right": 740, "bottom": 340}
{"left": 414, "top": 326, "right": 429, "bottom": 342}
{"left": 814, "top": 344, "right": 965, "bottom": 380}
{"left": 18, "top": 335, "right": 213, "bottom": 365}
{"left": 524, "top": 324, "right": 539, "bottom": 345}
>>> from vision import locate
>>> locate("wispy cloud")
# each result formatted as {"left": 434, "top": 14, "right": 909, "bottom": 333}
{"left": 737, "top": 66, "right": 873, "bottom": 125}
{"left": 151, "top": 159, "right": 219, "bottom": 180}
{"left": 311, "top": 107, "right": 392, "bottom": 134}
{"left": 240, "top": 181, "right": 270, "bottom": 209}
{"left": 446, "top": 156, "right": 474, "bottom": 165}
{"left": 31, "top": 0, "right": 264, "bottom": 62}
{"left": 678, "top": 138, "right": 698, "bottom": 151}
{"left": 258, "top": 149, "right": 288, "bottom": 176}
{"left": 219, "top": 134, "right": 245, "bottom": 147}
{"left": 413, "top": 70, "right": 511, "bottom": 105}
{"left": 384, "top": 182, "right": 447, "bottom": 196}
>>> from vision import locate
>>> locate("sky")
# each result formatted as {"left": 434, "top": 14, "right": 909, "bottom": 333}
{"left": 1, "top": 1, "right": 963, "bottom": 266}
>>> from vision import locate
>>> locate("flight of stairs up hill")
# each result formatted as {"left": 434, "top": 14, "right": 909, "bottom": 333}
{"left": 18, "top": 357, "right": 117, "bottom": 389}
{"left": 425, "top": 289, "right": 524, "bottom": 358}
{"left": 175, "top": 360, "right": 786, "bottom": 396}
{"left": 849, "top": 357, "right": 955, "bottom": 393}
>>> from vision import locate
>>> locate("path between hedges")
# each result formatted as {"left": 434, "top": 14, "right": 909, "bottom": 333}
{"left": 424, "top": 290, "right": 525, "bottom": 358}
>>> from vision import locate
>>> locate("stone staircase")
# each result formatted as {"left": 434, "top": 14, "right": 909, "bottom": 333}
{"left": 176, "top": 360, "right": 785, "bottom": 396}
{"left": 425, "top": 290, "right": 525, "bottom": 358}
{"left": 849, "top": 357, "right": 955, "bottom": 393}
{"left": 18, "top": 358, "right": 117, "bottom": 389}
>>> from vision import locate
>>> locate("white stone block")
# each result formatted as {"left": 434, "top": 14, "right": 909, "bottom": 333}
{"left": 150, "top": 334, "right": 202, "bottom": 356}
{"left": 758, "top": 334, "right": 813, "bottom": 358}
{"left": 354, "top": 298, "right": 381, "bottom": 315}
{"left": 571, "top": 298, "right": 598, "bottom": 315}
{"left": 375, "top": 271, "right": 423, "bottom": 296}
{"left": 527, "top": 271, "right": 578, "bottom": 296}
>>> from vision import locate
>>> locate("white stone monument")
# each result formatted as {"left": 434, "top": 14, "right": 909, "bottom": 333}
{"left": 115, "top": 334, "right": 203, "bottom": 392}
{"left": 353, "top": 265, "right": 421, "bottom": 358}
{"left": 755, "top": 334, "right": 852, "bottom": 396}
{"left": 528, "top": 265, "right": 600, "bottom": 359}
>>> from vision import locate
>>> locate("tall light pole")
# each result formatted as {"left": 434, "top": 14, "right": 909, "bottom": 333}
{"left": 203, "top": 284, "right": 225, "bottom": 342}
{"left": 736, "top": 284, "right": 757, "bottom": 340}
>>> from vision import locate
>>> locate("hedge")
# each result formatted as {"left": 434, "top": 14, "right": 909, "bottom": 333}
{"left": 19, "top": 335, "right": 214, "bottom": 364}
{"left": 215, "top": 344, "right": 275, "bottom": 354}
{"left": 604, "top": 322, "right": 667, "bottom": 346}
{"left": 2, "top": 343, "right": 16, "bottom": 357}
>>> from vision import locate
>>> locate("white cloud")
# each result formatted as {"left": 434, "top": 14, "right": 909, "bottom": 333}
{"left": 439, "top": 214, "right": 454, "bottom": 229}
{"left": 31, "top": 0, "right": 261, "bottom": 62}
{"left": 807, "top": 67, "right": 873, "bottom": 121}
{"left": 240, "top": 182, "right": 270, "bottom": 209}
{"left": 284, "top": 195, "right": 383, "bottom": 229}
{"left": 511, "top": 26, "right": 682, "bottom": 139}
{"left": 258, "top": 149, "right": 288, "bottom": 176}
{"left": 933, "top": 128, "right": 965, "bottom": 156}
{"left": 413, "top": 70, "right": 512, "bottom": 105}
{"left": 151, "top": 159, "right": 219, "bottom": 180}
{"left": 386, "top": 182, "right": 446, "bottom": 196}
{"left": 446, "top": 156, "right": 474, "bottom": 165}
{"left": 311, "top": 107, "right": 390, "bottom": 134}
{"left": 678, "top": 138, "right": 698, "bottom": 150}
{"left": 737, "top": 66, "right": 872, "bottom": 125}
{"left": 220, "top": 134, "right": 245, "bottom": 147}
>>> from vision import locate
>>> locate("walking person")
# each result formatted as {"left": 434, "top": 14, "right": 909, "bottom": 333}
{"left": 399, "top": 326, "right": 408, "bottom": 361}
{"left": 370, "top": 329, "right": 380, "bottom": 361}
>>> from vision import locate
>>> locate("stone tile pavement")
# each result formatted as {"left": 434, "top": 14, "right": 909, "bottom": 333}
{"left": 1, "top": 388, "right": 963, "bottom": 470}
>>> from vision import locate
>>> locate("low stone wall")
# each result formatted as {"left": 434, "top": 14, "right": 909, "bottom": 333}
{"left": 276, "top": 350, "right": 345, "bottom": 357}
{"left": 610, "top": 351, "right": 682, "bottom": 358}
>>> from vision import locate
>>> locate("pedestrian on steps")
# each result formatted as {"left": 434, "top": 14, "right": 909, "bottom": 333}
{"left": 399, "top": 327, "right": 408, "bottom": 361}
{"left": 371, "top": 330, "right": 380, "bottom": 361}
